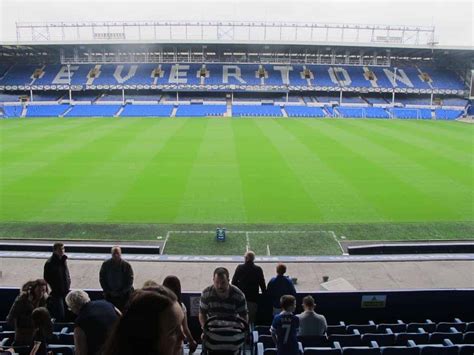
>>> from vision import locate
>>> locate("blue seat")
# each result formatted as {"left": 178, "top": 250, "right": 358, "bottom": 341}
{"left": 298, "top": 335, "right": 331, "bottom": 347}
{"left": 304, "top": 349, "right": 342, "bottom": 354}
{"left": 463, "top": 331, "right": 474, "bottom": 344}
{"left": 380, "top": 346, "right": 419, "bottom": 355}
{"left": 342, "top": 347, "right": 381, "bottom": 355}
{"left": 458, "top": 344, "right": 474, "bottom": 355}
{"left": 429, "top": 332, "right": 462, "bottom": 344}
{"left": 406, "top": 323, "right": 436, "bottom": 334}
{"left": 417, "top": 345, "right": 458, "bottom": 355}
{"left": 362, "top": 333, "right": 396, "bottom": 346}
{"left": 376, "top": 323, "right": 407, "bottom": 334}
{"left": 436, "top": 322, "right": 466, "bottom": 333}
{"left": 327, "top": 325, "right": 347, "bottom": 335}
{"left": 395, "top": 333, "right": 430, "bottom": 346}
{"left": 329, "top": 334, "right": 363, "bottom": 347}
{"left": 347, "top": 325, "right": 377, "bottom": 334}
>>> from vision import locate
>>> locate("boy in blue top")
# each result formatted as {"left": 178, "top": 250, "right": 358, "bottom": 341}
{"left": 271, "top": 295, "right": 300, "bottom": 355}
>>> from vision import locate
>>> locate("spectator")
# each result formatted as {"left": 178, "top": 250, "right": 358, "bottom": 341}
{"left": 199, "top": 267, "right": 248, "bottom": 328}
{"left": 163, "top": 275, "right": 198, "bottom": 353}
{"left": 65, "top": 290, "right": 120, "bottom": 355}
{"left": 99, "top": 246, "right": 134, "bottom": 311}
{"left": 43, "top": 242, "right": 71, "bottom": 321}
{"left": 30, "top": 307, "right": 59, "bottom": 355}
{"left": 6, "top": 279, "right": 49, "bottom": 345}
{"left": 142, "top": 280, "right": 159, "bottom": 288}
{"left": 266, "top": 263, "right": 297, "bottom": 314}
{"left": 271, "top": 295, "right": 299, "bottom": 355}
{"left": 297, "top": 295, "right": 327, "bottom": 337}
{"left": 231, "top": 250, "right": 266, "bottom": 325}
{"left": 102, "top": 286, "right": 185, "bottom": 355}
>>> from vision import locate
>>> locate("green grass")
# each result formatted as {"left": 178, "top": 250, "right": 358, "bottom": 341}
{"left": 164, "top": 231, "right": 341, "bottom": 255}
{"left": 0, "top": 117, "right": 473, "bottom": 254}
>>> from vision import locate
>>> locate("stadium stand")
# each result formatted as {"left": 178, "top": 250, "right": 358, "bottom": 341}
{"left": 1, "top": 105, "right": 23, "bottom": 118}
{"left": 418, "top": 66, "right": 466, "bottom": 90}
{"left": 65, "top": 104, "right": 121, "bottom": 117}
{"left": 0, "top": 93, "right": 21, "bottom": 102}
{"left": 285, "top": 106, "right": 327, "bottom": 118}
{"left": 70, "top": 91, "right": 100, "bottom": 102}
{"left": 441, "top": 97, "right": 468, "bottom": 107}
{"left": 120, "top": 104, "right": 174, "bottom": 117}
{"left": 232, "top": 104, "right": 283, "bottom": 117}
{"left": 32, "top": 92, "right": 66, "bottom": 102}
{"left": 26, "top": 104, "right": 70, "bottom": 117}
{"left": 390, "top": 108, "right": 432, "bottom": 119}
{"left": 364, "top": 107, "right": 390, "bottom": 119}
{"left": 175, "top": 104, "right": 226, "bottom": 117}
{"left": 434, "top": 109, "right": 464, "bottom": 120}
{"left": 0, "top": 64, "right": 467, "bottom": 91}
{"left": 336, "top": 107, "right": 365, "bottom": 118}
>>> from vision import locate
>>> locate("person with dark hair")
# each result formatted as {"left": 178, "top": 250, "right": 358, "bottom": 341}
{"left": 266, "top": 263, "right": 297, "bottom": 315}
{"left": 162, "top": 276, "right": 197, "bottom": 353}
{"left": 271, "top": 295, "right": 299, "bottom": 355}
{"left": 297, "top": 295, "right": 327, "bottom": 336}
{"left": 30, "top": 307, "right": 59, "bottom": 355}
{"left": 99, "top": 246, "right": 134, "bottom": 311}
{"left": 231, "top": 250, "right": 266, "bottom": 325}
{"left": 6, "top": 279, "right": 49, "bottom": 345}
{"left": 43, "top": 242, "right": 71, "bottom": 321}
{"left": 199, "top": 267, "right": 248, "bottom": 329}
{"left": 102, "top": 286, "right": 185, "bottom": 355}
{"left": 65, "top": 290, "right": 120, "bottom": 355}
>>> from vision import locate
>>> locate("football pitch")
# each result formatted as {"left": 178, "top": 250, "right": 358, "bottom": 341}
{"left": 0, "top": 117, "right": 473, "bottom": 255}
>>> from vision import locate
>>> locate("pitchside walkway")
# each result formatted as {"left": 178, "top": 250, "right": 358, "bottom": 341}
{"left": 0, "top": 257, "right": 472, "bottom": 291}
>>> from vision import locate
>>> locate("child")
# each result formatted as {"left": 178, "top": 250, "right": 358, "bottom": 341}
{"left": 271, "top": 295, "right": 300, "bottom": 355}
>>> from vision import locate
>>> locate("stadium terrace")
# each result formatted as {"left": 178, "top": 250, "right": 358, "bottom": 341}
{"left": 0, "top": 63, "right": 467, "bottom": 94}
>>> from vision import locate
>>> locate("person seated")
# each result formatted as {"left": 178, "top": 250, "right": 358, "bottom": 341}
{"left": 6, "top": 280, "right": 49, "bottom": 346}
{"left": 102, "top": 286, "right": 185, "bottom": 355}
{"left": 65, "top": 290, "right": 120, "bottom": 355}
{"left": 297, "top": 295, "right": 327, "bottom": 337}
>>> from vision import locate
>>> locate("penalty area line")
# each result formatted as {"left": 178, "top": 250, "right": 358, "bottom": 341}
{"left": 161, "top": 231, "right": 170, "bottom": 255}
{"left": 329, "top": 230, "right": 346, "bottom": 255}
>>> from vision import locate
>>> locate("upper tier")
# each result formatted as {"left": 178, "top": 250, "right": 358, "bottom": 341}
{"left": 0, "top": 63, "right": 467, "bottom": 94}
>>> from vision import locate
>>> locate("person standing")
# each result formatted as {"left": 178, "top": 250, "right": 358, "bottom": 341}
{"left": 271, "top": 295, "right": 300, "bottom": 355}
{"left": 199, "top": 267, "right": 248, "bottom": 327}
{"left": 231, "top": 250, "right": 266, "bottom": 325}
{"left": 66, "top": 290, "right": 120, "bottom": 355}
{"left": 162, "top": 276, "right": 198, "bottom": 353}
{"left": 266, "top": 263, "right": 297, "bottom": 315}
{"left": 43, "top": 242, "right": 71, "bottom": 321}
{"left": 99, "top": 246, "right": 134, "bottom": 311}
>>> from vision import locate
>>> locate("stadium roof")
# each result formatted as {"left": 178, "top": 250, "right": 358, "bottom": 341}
{"left": 1, "top": 41, "right": 473, "bottom": 58}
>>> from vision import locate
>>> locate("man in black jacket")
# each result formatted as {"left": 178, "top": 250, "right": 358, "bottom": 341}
{"left": 99, "top": 246, "right": 134, "bottom": 311}
{"left": 43, "top": 242, "right": 71, "bottom": 321}
{"left": 231, "top": 250, "right": 266, "bottom": 325}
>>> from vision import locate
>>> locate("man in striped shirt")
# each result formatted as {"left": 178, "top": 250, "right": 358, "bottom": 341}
{"left": 199, "top": 267, "right": 248, "bottom": 328}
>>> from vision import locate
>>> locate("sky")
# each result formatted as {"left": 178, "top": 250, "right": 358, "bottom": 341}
{"left": 0, "top": 0, "right": 473, "bottom": 46}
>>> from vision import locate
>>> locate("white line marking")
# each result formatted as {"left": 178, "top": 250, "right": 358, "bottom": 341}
{"left": 161, "top": 231, "right": 170, "bottom": 255}
{"left": 267, "top": 244, "right": 271, "bottom": 256}
{"left": 329, "top": 230, "right": 346, "bottom": 255}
